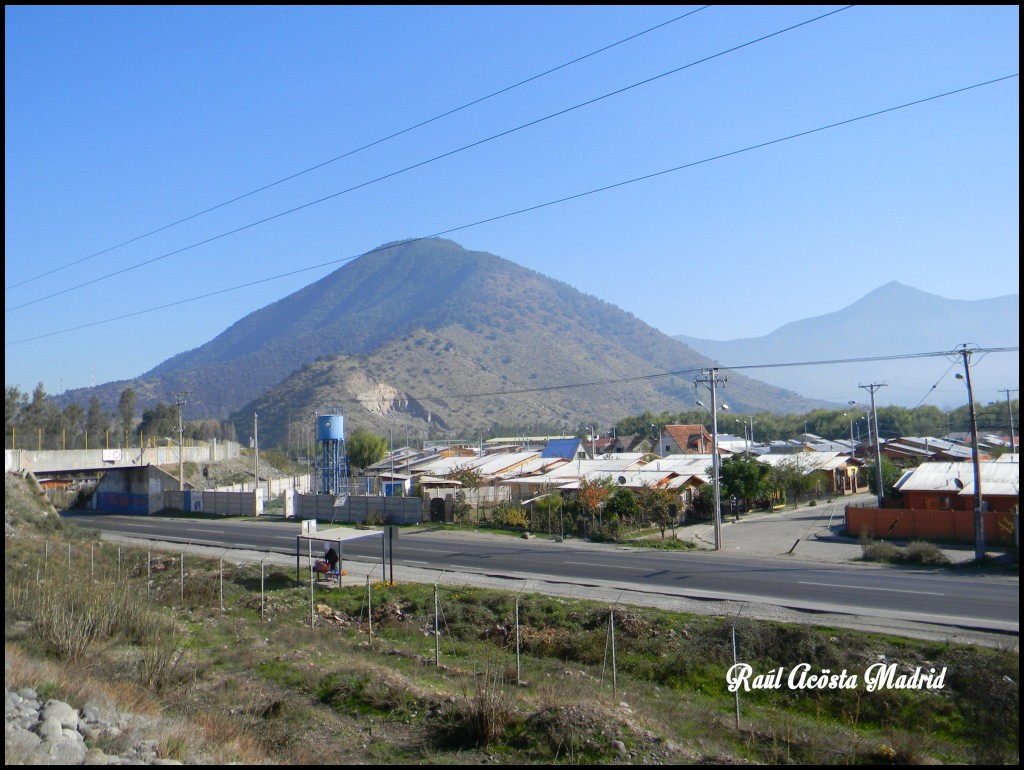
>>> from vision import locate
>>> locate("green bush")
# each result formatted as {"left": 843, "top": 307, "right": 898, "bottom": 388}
{"left": 492, "top": 502, "right": 528, "bottom": 530}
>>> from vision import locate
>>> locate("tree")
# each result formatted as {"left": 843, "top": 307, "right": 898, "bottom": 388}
{"left": 61, "top": 402, "right": 85, "bottom": 448}
{"left": 137, "top": 402, "right": 178, "bottom": 444}
{"left": 6, "top": 385, "right": 27, "bottom": 432}
{"left": 636, "top": 481, "right": 676, "bottom": 538}
{"left": 719, "top": 454, "right": 773, "bottom": 511}
{"left": 347, "top": 430, "right": 388, "bottom": 471}
{"left": 578, "top": 477, "right": 613, "bottom": 536}
{"left": 20, "top": 383, "right": 62, "bottom": 449}
{"left": 770, "top": 458, "right": 817, "bottom": 508}
{"left": 689, "top": 484, "right": 715, "bottom": 521}
{"left": 605, "top": 488, "right": 638, "bottom": 526}
{"left": 865, "top": 455, "right": 902, "bottom": 502}
{"left": 532, "top": 492, "right": 563, "bottom": 535}
{"left": 86, "top": 396, "right": 111, "bottom": 447}
{"left": 117, "top": 388, "right": 137, "bottom": 438}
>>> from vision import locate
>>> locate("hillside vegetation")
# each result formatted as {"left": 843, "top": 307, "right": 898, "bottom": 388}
{"left": 55, "top": 239, "right": 826, "bottom": 444}
{"left": 4, "top": 475, "right": 1018, "bottom": 765}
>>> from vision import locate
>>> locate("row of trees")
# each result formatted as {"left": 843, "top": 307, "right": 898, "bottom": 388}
{"left": 615, "top": 401, "right": 1018, "bottom": 445}
{"left": 5, "top": 384, "right": 237, "bottom": 450}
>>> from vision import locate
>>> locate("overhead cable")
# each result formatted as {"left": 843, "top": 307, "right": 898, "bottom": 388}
{"left": 4, "top": 7, "right": 709, "bottom": 292}
{"left": 6, "top": 5, "right": 853, "bottom": 312}
{"left": 4, "top": 73, "right": 1017, "bottom": 345}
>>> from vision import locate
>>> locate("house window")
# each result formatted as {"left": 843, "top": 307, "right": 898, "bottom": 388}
{"left": 937, "top": 496, "right": 950, "bottom": 508}
{"left": 665, "top": 444, "right": 671, "bottom": 454}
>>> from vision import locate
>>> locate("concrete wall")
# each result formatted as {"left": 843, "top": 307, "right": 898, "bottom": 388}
{"left": 162, "top": 489, "right": 262, "bottom": 517}
{"left": 297, "top": 494, "right": 424, "bottom": 524}
{"left": 91, "top": 465, "right": 179, "bottom": 515}
{"left": 6, "top": 441, "right": 241, "bottom": 475}
{"left": 845, "top": 506, "right": 1016, "bottom": 545}
{"left": 210, "top": 474, "right": 312, "bottom": 497}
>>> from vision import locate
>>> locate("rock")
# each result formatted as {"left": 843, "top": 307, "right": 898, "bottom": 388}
{"left": 4, "top": 722, "right": 42, "bottom": 754}
{"left": 83, "top": 746, "right": 114, "bottom": 765}
{"left": 41, "top": 699, "right": 79, "bottom": 730}
{"left": 42, "top": 730, "right": 88, "bottom": 765}
{"left": 35, "top": 715, "right": 64, "bottom": 741}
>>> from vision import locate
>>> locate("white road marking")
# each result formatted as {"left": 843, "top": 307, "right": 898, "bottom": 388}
{"left": 565, "top": 560, "right": 649, "bottom": 571}
{"left": 799, "top": 581, "right": 944, "bottom": 596}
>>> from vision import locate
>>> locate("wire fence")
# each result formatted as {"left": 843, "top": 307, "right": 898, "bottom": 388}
{"left": 6, "top": 536, "right": 1012, "bottom": 764}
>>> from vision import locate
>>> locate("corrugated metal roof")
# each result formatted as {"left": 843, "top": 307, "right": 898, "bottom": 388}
{"left": 757, "top": 452, "right": 850, "bottom": 473}
{"left": 541, "top": 438, "right": 583, "bottom": 460}
{"left": 894, "top": 460, "right": 1020, "bottom": 496}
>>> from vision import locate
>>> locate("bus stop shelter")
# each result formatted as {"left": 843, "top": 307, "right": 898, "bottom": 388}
{"left": 295, "top": 526, "right": 384, "bottom": 584}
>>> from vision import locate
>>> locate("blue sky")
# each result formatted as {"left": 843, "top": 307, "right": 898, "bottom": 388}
{"left": 5, "top": 5, "right": 1019, "bottom": 406}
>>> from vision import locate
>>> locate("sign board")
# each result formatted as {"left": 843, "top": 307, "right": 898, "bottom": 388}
{"left": 301, "top": 519, "right": 318, "bottom": 534}
{"left": 385, "top": 525, "right": 399, "bottom": 540}
{"left": 102, "top": 449, "right": 123, "bottom": 463}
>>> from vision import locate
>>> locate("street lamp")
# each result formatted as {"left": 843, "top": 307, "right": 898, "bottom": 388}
{"left": 697, "top": 398, "right": 729, "bottom": 551}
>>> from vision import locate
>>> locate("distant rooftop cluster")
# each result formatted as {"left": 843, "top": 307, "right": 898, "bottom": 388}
{"left": 365, "top": 425, "right": 1018, "bottom": 504}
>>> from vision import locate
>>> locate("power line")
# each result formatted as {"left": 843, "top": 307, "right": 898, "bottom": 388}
{"left": 4, "top": 7, "right": 709, "bottom": 293}
{"left": 440, "top": 348, "right": 1016, "bottom": 400}
{"left": 4, "top": 73, "right": 1017, "bottom": 346}
{"left": 6, "top": 5, "right": 854, "bottom": 313}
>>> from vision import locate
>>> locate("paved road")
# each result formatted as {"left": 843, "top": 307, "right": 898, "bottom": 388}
{"left": 686, "top": 493, "right": 981, "bottom": 565}
{"left": 64, "top": 500, "right": 1018, "bottom": 646}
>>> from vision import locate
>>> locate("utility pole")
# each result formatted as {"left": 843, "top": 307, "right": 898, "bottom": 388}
{"left": 956, "top": 346, "right": 985, "bottom": 560}
{"left": 696, "top": 368, "right": 728, "bottom": 551}
{"left": 997, "top": 388, "right": 1018, "bottom": 454}
{"left": 254, "top": 412, "right": 259, "bottom": 496}
{"left": 173, "top": 392, "right": 189, "bottom": 492}
{"left": 858, "top": 383, "right": 886, "bottom": 509}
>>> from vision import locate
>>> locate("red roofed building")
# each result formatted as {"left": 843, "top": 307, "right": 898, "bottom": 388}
{"left": 659, "top": 424, "right": 713, "bottom": 456}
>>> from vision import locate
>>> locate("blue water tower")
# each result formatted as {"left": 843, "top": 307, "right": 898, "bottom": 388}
{"left": 315, "top": 413, "right": 349, "bottom": 495}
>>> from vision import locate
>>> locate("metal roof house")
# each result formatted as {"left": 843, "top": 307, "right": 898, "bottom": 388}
{"left": 847, "top": 455, "right": 1018, "bottom": 545}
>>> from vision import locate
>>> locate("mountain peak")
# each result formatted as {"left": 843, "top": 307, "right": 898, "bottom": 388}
{"left": 57, "top": 239, "right": 829, "bottom": 439}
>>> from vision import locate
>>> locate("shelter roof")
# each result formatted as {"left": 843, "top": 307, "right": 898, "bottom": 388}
{"left": 297, "top": 527, "right": 383, "bottom": 544}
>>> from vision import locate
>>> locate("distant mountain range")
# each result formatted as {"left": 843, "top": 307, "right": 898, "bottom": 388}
{"left": 674, "top": 282, "right": 1019, "bottom": 408}
{"left": 58, "top": 239, "right": 826, "bottom": 446}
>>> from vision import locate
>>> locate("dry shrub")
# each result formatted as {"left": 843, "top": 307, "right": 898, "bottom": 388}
{"left": 193, "top": 712, "right": 269, "bottom": 765}
{"left": 139, "top": 623, "right": 186, "bottom": 692}
{"left": 861, "top": 539, "right": 901, "bottom": 562}
{"left": 901, "top": 541, "right": 949, "bottom": 565}
{"left": 432, "top": 671, "right": 514, "bottom": 748}
{"left": 6, "top": 642, "right": 161, "bottom": 717}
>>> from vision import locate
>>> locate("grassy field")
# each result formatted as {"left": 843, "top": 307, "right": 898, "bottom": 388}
{"left": 4, "top": 476, "right": 1019, "bottom": 765}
